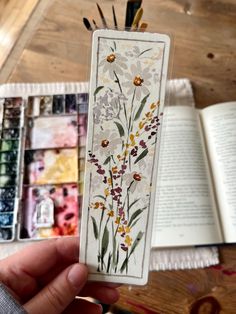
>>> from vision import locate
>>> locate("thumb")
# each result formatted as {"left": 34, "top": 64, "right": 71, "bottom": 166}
{"left": 24, "top": 263, "right": 88, "bottom": 314}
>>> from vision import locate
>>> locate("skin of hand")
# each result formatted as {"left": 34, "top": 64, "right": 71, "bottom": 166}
{"left": 0, "top": 237, "right": 120, "bottom": 314}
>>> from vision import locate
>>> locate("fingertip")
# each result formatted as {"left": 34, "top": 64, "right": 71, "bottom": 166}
{"left": 107, "top": 287, "right": 120, "bottom": 303}
{"left": 68, "top": 263, "right": 88, "bottom": 291}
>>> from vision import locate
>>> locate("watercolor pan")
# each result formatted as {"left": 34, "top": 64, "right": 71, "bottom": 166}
{"left": 0, "top": 228, "right": 12, "bottom": 240}
{"left": 2, "top": 129, "right": 20, "bottom": 139}
{"left": 27, "top": 116, "right": 78, "bottom": 149}
{"left": 20, "top": 184, "right": 79, "bottom": 239}
{"left": 0, "top": 213, "right": 14, "bottom": 226}
{"left": 0, "top": 200, "right": 15, "bottom": 212}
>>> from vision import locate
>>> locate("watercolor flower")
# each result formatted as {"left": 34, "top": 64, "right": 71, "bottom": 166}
{"left": 118, "top": 225, "right": 125, "bottom": 233}
{"left": 99, "top": 52, "right": 128, "bottom": 79}
{"left": 115, "top": 216, "right": 121, "bottom": 224}
{"left": 122, "top": 61, "right": 151, "bottom": 100}
{"left": 107, "top": 210, "right": 114, "bottom": 217}
{"left": 123, "top": 171, "right": 147, "bottom": 193}
{"left": 93, "top": 90, "right": 126, "bottom": 124}
{"left": 93, "top": 130, "right": 122, "bottom": 157}
{"left": 124, "top": 235, "right": 132, "bottom": 247}
{"left": 90, "top": 202, "right": 106, "bottom": 210}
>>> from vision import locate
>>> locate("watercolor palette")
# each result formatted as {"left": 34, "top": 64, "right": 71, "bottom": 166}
{"left": 0, "top": 92, "right": 88, "bottom": 242}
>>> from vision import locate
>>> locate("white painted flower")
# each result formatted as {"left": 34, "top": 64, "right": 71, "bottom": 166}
{"left": 99, "top": 52, "right": 128, "bottom": 79}
{"left": 123, "top": 171, "right": 147, "bottom": 193}
{"left": 122, "top": 61, "right": 151, "bottom": 100}
{"left": 94, "top": 130, "right": 122, "bottom": 157}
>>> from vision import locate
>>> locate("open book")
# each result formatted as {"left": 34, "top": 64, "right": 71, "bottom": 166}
{"left": 152, "top": 101, "right": 236, "bottom": 247}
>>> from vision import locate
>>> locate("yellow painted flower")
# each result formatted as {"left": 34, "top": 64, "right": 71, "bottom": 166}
{"left": 150, "top": 102, "right": 157, "bottom": 110}
{"left": 108, "top": 210, "right": 114, "bottom": 217}
{"left": 124, "top": 149, "right": 129, "bottom": 156}
{"left": 104, "top": 188, "right": 110, "bottom": 197}
{"left": 130, "top": 134, "right": 135, "bottom": 141}
{"left": 112, "top": 166, "right": 118, "bottom": 174}
{"left": 139, "top": 121, "right": 145, "bottom": 129}
{"left": 118, "top": 225, "right": 125, "bottom": 233}
{"left": 125, "top": 235, "right": 133, "bottom": 246}
{"left": 129, "top": 134, "right": 136, "bottom": 146}
{"left": 145, "top": 112, "right": 152, "bottom": 118}
{"left": 107, "top": 178, "right": 112, "bottom": 186}
{"left": 117, "top": 154, "right": 125, "bottom": 161}
{"left": 125, "top": 226, "right": 131, "bottom": 233}
{"left": 115, "top": 217, "right": 121, "bottom": 224}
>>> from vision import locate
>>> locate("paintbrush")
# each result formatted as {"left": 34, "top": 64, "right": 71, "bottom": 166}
{"left": 112, "top": 5, "right": 118, "bottom": 30}
{"left": 131, "top": 7, "right": 143, "bottom": 30}
{"left": 92, "top": 19, "right": 99, "bottom": 29}
{"left": 125, "top": 0, "right": 142, "bottom": 29}
{"left": 96, "top": 3, "right": 108, "bottom": 28}
{"left": 83, "top": 17, "right": 93, "bottom": 31}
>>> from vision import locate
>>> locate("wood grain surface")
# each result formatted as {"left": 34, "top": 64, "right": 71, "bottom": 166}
{"left": 0, "top": 0, "right": 39, "bottom": 68}
{"left": 0, "top": 1, "right": 236, "bottom": 313}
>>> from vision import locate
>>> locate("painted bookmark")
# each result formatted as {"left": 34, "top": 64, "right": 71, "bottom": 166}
{"left": 80, "top": 30, "right": 170, "bottom": 285}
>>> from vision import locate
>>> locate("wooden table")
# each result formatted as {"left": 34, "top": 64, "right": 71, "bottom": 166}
{"left": 1, "top": 0, "right": 236, "bottom": 313}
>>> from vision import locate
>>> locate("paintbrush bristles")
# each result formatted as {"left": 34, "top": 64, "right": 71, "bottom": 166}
{"left": 96, "top": 3, "right": 108, "bottom": 28}
{"left": 112, "top": 5, "right": 118, "bottom": 30}
{"left": 131, "top": 7, "right": 143, "bottom": 30}
{"left": 83, "top": 2, "right": 147, "bottom": 33}
{"left": 83, "top": 17, "right": 93, "bottom": 31}
{"left": 139, "top": 22, "right": 148, "bottom": 32}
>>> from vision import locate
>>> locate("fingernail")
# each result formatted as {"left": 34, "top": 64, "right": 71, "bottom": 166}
{"left": 68, "top": 264, "right": 88, "bottom": 290}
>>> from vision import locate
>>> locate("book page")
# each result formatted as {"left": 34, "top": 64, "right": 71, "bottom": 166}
{"left": 152, "top": 106, "right": 222, "bottom": 247}
{"left": 200, "top": 102, "right": 236, "bottom": 243}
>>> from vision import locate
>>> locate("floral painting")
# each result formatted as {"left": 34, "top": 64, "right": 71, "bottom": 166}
{"left": 81, "top": 30, "right": 170, "bottom": 283}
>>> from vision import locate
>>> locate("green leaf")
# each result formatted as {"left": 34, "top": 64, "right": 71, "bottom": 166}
{"left": 138, "top": 48, "right": 152, "bottom": 57}
{"left": 130, "top": 218, "right": 141, "bottom": 229}
{"left": 94, "top": 194, "right": 106, "bottom": 201}
{"left": 134, "top": 148, "right": 148, "bottom": 164}
{"left": 120, "top": 257, "right": 128, "bottom": 273}
{"left": 103, "top": 156, "right": 111, "bottom": 165}
{"left": 114, "top": 121, "right": 125, "bottom": 137}
{"left": 94, "top": 86, "right": 104, "bottom": 96}
{"left": 91, "top": 216, "right": 98, "bottom": 239}
{"left": 101, "top": 225, "right": 109, "bottom": 258}
{"left": 115, "top": 247, "right": 119, "bottom": 273}
{"left": 106, "top": 252, "right": 112, "bottom": 273}
{"left": 129, "top": 231, "right": 144, "bottom": 257}
{"left": 128, "top": 198, "right": 140, "bottom": 211}
{"left": 112, "top": 223, "right": 117, "bottom": 266}
{"left": 128, "top": 208, "right": 144, "bottom": 227}
{"left": 134, "top": 94, "right": 150, "bottom": 121}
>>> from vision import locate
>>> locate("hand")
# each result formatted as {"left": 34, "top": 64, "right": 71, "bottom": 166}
{"left": 0, "top": 237, "right": 120, "bottom": 313}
